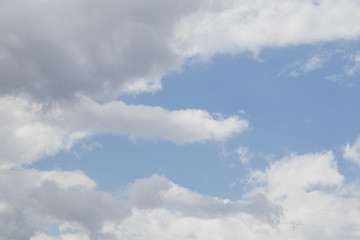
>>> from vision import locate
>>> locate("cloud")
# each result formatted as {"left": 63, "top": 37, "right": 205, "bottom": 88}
{"left": 343, "top": 136, "right": 360, "bottom": 166}
{"left": 176, "top": 0, "right": 360, "bottom": 57}
{"left": 235, "top": 146, "right": 253, "bottom": 164}
{"left": 67, "top": 97, "right": 248, "bottom": 144}
{"left": 1, "top": 0, "right": 360, "bottom": 101}
{"left": 0, "top": 96, "right": 248, "bottom": 168}
{"left": 0, "top": 168, "right": 278, "bottom": 240}
{"left": 344, "top": 54, "right": 360, "bottom": 76}
{"left": 0, "top": 0, "right": 201, "bottom": 101}
{"left": 0, "top": 203, "right": 35, "bottom": 240}
{"left": 1, "top": 1, "right": 360, "bottom": 239}
{"left": 250, "top": 151, "right": 344, "bottom": 199}
{"left": 280, "top": 54, "right": 329, "bottom": 77}
{"left": 0, "top": 0, "right": 358, "bottom": 169}
{"left": 0, "top": 168, "right": 126, "bottom": 240}
{"left": 1, "top": 151, "right": 359, "bottom": 239}
{"left": 101, "top": 152, "right": 360, "bottom": 240}
{"left": 31, "top": 233, "right": 90, "bottom": 240}
{"left": 325, "top": 52, "right": 360, "bottom": 84}
{"left": 0, "top": 96, "right": 88, "bottom": 168}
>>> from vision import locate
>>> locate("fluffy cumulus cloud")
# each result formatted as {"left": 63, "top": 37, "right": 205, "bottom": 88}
{"left": 0, "top": 96, "right": 88, "bottom": 168}
{"left": 1, "top": 0, "right": 360, "bottom": 101}
{"left": 0, "top": 168, "right": 123, "bottom": 240}
{"left": 1, "top": 0, "right": 360, "bottom": 165}
{"left": 176, "top": 0, "right": 360, "bottom": 56}
{"left": 2, "top": 1, "right": 360, "bottom": 240}
{"left": 67, "top": 97, "right": 248, "bottom": 143}
{"left": 0, "top": 0, "right": 200, "bottom": 100}
{"left": 0, "top": 151, "right": 359, "bottom": 239}
{"left": 0, "top": 96, "right": 247, "bottom": 168}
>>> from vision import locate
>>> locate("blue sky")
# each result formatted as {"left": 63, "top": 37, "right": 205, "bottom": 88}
{"left": 2, "top": 1, "right": 360, "bottom": 239}
{"left": 33, "top": 42, "right": 360, "bottom": 197}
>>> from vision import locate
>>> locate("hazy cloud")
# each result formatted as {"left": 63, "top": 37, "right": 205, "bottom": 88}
{"left": 343, "top": 135, "right": 360, "bottom": 166}
{"left": 280, "top": 54, "right": 330, "bottom": 77}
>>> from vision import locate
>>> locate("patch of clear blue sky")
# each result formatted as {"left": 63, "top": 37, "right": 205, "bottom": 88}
{"left": 31, "top": 40, "right": 360, "bottom": 200}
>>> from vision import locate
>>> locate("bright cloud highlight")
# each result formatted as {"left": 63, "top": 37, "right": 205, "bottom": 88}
{"left": 1, "top": 151, "right": 359, "bottom": 239}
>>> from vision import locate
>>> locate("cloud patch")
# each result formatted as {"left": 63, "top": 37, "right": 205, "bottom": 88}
{"left": 2, "top": 0, "right": 360, "bottom": 101}
{"left": 1, "top": 151, "right": 359, "bottom": 239}
{"left": 343, "top": 136, "right": 360, "bottom": 166}
{"left": 0, "top": 96, "right": 248, "bottom": 168}
{"left": 280, "top": 54, "right": 330, "bottom": 77}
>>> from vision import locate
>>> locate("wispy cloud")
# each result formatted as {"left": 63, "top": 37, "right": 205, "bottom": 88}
{"left": 280, "top": 54, "right": 330, "bottom": 77}
{"left": 325, "top": 52, "right": 360, "bottom": 85}
{"left": 343, "top": 136, "right": 360, "bottom": 166}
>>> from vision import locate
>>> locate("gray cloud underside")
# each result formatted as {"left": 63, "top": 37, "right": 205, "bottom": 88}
{"left": 1, "top": 0, "right": 360, "bottom": 101}
{"left": 1, "top": 1, "right": 360, "bottom": 239}
{"left": 0, "top": 151, "right": 359, "bottom": 240}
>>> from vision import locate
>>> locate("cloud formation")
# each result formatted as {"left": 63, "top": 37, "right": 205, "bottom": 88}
{"left": 1, "top": 1, "right": 360, "bottom": 239}
{"left": 0, "top": 96, "right": 247, "bottom": 168}
{"left": 0, "top": 96, "right": 87, "bottom": 168}
{"left": 0, "top": 0, "right": 200, "bottom": 101}
{"left": 1, "top": 0, "right": 360, "bottom": 101}
{"left": 280, "top": 54, "right": 330, "bottom": 77}
{"left": 0, "top": 0, "right": 358, "bottom": 167}
{"left": 176, "top": 0, "right": 360, "bottom": 56}
{"left": 1, "top": 151, "right": 359, "bottom": 240}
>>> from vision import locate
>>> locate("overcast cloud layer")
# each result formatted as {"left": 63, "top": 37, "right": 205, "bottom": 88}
{"left": 1, "top": 0, "right": 360, "bottom": 239}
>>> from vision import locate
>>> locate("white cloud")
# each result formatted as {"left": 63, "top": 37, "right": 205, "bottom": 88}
{"left": 280, "top": 54, "right": 329, "bottom": 77}
{"left": 235, "top": 146, "right": 253, "bottom": 164}
{"left": 343, "top": 136, "right": 360, "bottom": 166}
{"left": 1, "top": 151, "right": 360, "bottom": 239}
{"left": 0, "top": 169, "right": 278, "bottom": 239}
{"left": 302, "top": 55, "right": 327, "bottom": 72}
{"left": 0, "top": 96, "right": 88, "bottom": 168}
{"left": 1, "top": 1, "right": 360, "bottom": 239}
{"left": 250, "top": 151, "right": 344, "bottom": 199}
{"left": 325, "top": 52, "right": 360, "bottom": 84}
{"left": 176, "top": 0, "right": 360, "bottom": 57}
{"left": 0, "top": 168, "right": 126, "bottom": 240}
{"left": 0, "top": 96, "right": 248, "bottom": 168}
{"left": 31, "top": 233, "right": 91, "bottom": 240}
{"left": 345, "top": 54, "right": 360, "bottom": 76}
{"left": 67, "top": 97, "right": 248, "bottom": 144}
{"left": 107, "top": 152, "right": 360, "bottom": 240}
{"left": 325, "top": 74, "right": 344, "bottom": 83}
{"left": 0, "top": 0, "right": 358, "bottom": 169}
{"left": 1, "top": 0, "right": 360, "bottom": 101}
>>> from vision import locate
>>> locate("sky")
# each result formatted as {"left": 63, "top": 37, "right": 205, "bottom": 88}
{"left": 1, "top": 0, "right": 360, "bottom": 239}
